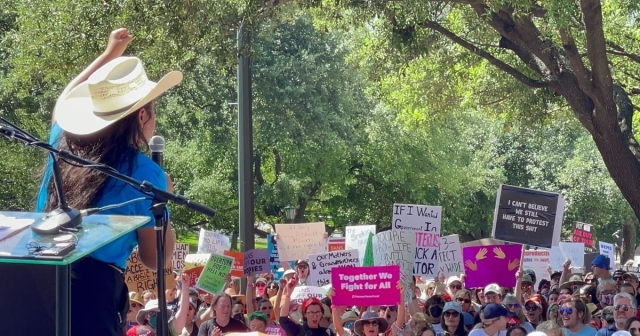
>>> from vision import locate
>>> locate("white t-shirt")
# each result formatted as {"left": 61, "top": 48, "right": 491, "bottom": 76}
{"left": 468, "top": 328, "right": 507, "bottom": 336}
{"left": 432, "top": 323, "right": 444, "bottom": 336}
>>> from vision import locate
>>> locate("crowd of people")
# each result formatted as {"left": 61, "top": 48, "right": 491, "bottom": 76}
{"left": 120, "top": 253, "right": 640, "bottom": 336}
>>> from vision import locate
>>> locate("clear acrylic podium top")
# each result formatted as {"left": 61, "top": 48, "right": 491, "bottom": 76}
{"left": 0, "top": 211, "right": 151, "bottom": 265}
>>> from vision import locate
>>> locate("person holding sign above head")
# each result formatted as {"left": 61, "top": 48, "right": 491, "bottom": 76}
{"left": 279, "top": 277, "right": 336, "bottom": 336}
{"left": 35, "top": 28, "right": 179, "bottom": 336}
{"left": 272, "top": 231, "right": 329, "bottom": 286}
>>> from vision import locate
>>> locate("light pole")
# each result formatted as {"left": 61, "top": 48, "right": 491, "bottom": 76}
{"left": 284, "top": 205, "right": 296, "bottom": 223}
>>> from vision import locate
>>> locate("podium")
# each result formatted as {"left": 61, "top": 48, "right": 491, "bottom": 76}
{"left": 0, "top": 211, "right": 151, "bottom": 336}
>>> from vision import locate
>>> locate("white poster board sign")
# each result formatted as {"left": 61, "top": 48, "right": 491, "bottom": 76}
{"left": 290, "top": 286, "right": 326, "bottom": 304}
{"left": 197, "top": 229, "right": 230, "bottom": 254}
{"left": 308, "top": 250, "right": 360, "bottom": 286}
{"left": 275, "top": 222, "right": 326, "bottom": 261}
{"left": 549, "top": 246, "right": 564, "bottom": 271}
{"left": 523, "top": 249, "right": 550, "bottom": 281}
{"left": 373, "top": 230, "right": 416, "bottom": 301}
{"left": 559, "top": 242, "right": 585, "bottom": 268}
{"left": 345, "top": 225, "right": 376, "bottom": 265}
{"left": 599, "top": 241, "right": 616, "bottom": 269}
{"left": 438, "top": 234, "right": 463, "bottom": 277}
{"left": 392, "top": 203, "right": 441, "bottom": 277}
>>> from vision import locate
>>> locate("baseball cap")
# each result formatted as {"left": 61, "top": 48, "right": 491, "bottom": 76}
{"left": 592, "top": 255, "right": 611, "bottom": 270}
{"left": 483, "top": 303, "right": 508, "bottom": 319}
{"left": 443, "top": 301, "right": 462, "bottom": 313}
{"left": 522, "top": 274, "right": 533, "bottom": 284}
{"left": 484, "top": 283, "right": 501, "bottom": 295}
{"left": 623, "top": 272, "right": 639, "bottom": 282}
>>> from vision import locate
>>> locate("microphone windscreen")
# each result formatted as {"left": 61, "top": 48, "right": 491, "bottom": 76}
{"left": 149, "top": 135, "right": 165, "bottom": 152}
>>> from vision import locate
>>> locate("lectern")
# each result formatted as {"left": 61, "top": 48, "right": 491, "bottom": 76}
{"left": 0, "top": 211, "right": 151, "bottom": 336}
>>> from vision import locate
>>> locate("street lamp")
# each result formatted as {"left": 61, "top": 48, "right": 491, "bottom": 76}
{"left": 284, "top": 205, "right": 297, "bottom": 223}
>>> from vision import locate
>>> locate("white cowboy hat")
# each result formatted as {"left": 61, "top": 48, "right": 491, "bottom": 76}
{"left": 55, "top": 56, "right": 183, "bottom": 135}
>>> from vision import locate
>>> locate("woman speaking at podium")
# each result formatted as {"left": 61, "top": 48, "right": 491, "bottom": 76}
{"left": 36, "top": 28, "right": 178, "bottom": 335}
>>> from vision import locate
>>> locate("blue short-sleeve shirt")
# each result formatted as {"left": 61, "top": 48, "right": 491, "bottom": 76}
{"left": 36, "top": 122, "right": 167, "bottom": 269}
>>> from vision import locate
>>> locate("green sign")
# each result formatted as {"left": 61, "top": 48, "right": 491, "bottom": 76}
{"left": 196, "top": 253, "right": 234, "bottom": 294}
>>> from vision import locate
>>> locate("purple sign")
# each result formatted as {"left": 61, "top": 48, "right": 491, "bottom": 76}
{"left": 266, "top": 326, "right": 286, "bottom": 336}
{"left": 243, "top": 248, "right": 270, "bottom": 275}
{"left": 331, "top": 265, "right": 401, "bottom": 306}
{"left": 462, "top": 244, "right": 522, "bottom": 288}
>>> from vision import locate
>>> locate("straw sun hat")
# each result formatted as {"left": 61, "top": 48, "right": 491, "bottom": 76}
{"left": 55, "top": 56, "right": 183, "bottom": 135}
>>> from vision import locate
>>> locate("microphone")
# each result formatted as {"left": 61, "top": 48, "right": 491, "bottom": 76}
{"left": 31, "top": 153, "right": 82, "bottom": 235}
{"left": 149, "top": 135, "right": 164, "bottom": 167}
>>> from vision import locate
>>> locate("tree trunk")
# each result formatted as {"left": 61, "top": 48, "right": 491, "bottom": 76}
{"left": 622, "top": 222, "right": 636, "bottom": 263}
{"left": 231, "top": 224, "right": 239, "bottom": 250}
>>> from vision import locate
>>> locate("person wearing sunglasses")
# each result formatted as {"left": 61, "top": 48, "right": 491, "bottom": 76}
{"left": 447, "top": 277, "right": 464, "bottom": 297}
{"left": 523, "top": 296, "right": 546, "bottom": 328}
{"left": 441, "top": 302, "right": 467, "bottom": 336}
{"left": 559, "top": 297, "right": 596, "bottom": 336}
{"left": 455, "top": 290, "right": 475, "bottom": 316}
{"left": 502, "top": 294, "right": 534, "bottom": 333}
{"left": 598, "top": 292, "right": 638, "bottom": 336}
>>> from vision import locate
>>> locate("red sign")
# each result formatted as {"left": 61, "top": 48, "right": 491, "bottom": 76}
{"left": 223, "top": 250, "right": 244, "bottom": 277}
{"left": 573, "top": 222, "right": 595, "bottom": 251}
{"left": 327, "top": 237, "right": 346, "bottom": 251}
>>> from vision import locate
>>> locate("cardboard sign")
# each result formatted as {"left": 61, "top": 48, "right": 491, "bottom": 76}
{"left": 124, "top": 249, "right": 175, "bottom": 294}
{"left": 196, "top": 253, "right": 234, "bottom": 294}
{"left": 308, "top": 249, "right": 360, "bottom": 286}
{"left": 243, "top": 248, "right": 270, "bottom": 275}
{"left": 275, "top": 222, "right": 326, "bottom": 261}
{"left": 573, "top": 222, "right": 596, "bottom": 252}
{"left": 197, "top": 229, "right": 230, "bottom": 254}
{"left": 345, "top": 225, "right": 376, "bottom": 264}
{"left": 224, "top": 250, "right": 244, "bottom": 277}
{"left": 183, "top": 254, "right": 211, "bottom": 290}
{"left": 491, "top": 184, "right": 564, "bottom": 248}
{"left": 463, "top": 244, "right": 522, "bottom": 287}
{"left": 391, "top": 204, "right": 441, "bottom": 277}
{"left": 327, "top": 237, "right": 346, "bottom": 251}
{"left": 331, "top": 265, "right": 401, "bottom": 306}
{"left": 438, "top": 234, "right": 463, "bottom": 276}
{"left": 173, "top": 243, "right": 189, "bottom": 271}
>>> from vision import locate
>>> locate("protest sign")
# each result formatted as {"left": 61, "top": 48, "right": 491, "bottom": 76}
{"left": 331, "top": 265, "right": 401, "bottom": 306}
{"left": 463, "top": 244, "right": 522, "bottom": 287}
{"left": 492, "top": 184, "right": 564, "bottom": 248}
{"left": 124, "top": 249, "right": 175, "bottom": 294}
{"left": 275, "top": 222, "right": 326, "bottom": 261}
{"left": 438, "top": 235, "right": 463, "bottom": 277}
{"left": 391, "top": 204, "right": 441, "bottom": 277}
{"left": 197, "top": 253, "right": 234, "bottom": 294}
{"left": 327, "top": 237, "right": 346, "bottom": 251}
{"left": 224, "top": 250, "right": 244, "bottom": 277}
{"left": 599, "top": 242, "right": 616, "bottom": 269}
{"left": 363, "top": 232, "right": 374, "bottom": 266}
{"left": 373, "top": 230, "right": 415, "bottom": 301}
{"left": 308, "top": 250, "right": 360, "bottom": 286}
{"left": 173, "top": 243, "right": 189, "bottom": 271}
{"left": 523, "top": 249, "right": 550, "bottom": 281}
{"left": 573, "top": 222, "right": 596, "bottom": 252}
{"left": 197, "top": 229, "right": 230, "bottom": 254}
{"left": 559, "top": 242, "right": 585, "bottom": 268}
{"left": 289, "top": 286, "right": 326, "bottom": 304}
{"left": 183, "top": 254, "right": 211, "bottom": 289}
{"left": 265, "top": 326, "right": 286, "bottom": 336}
{"left": 244, "top": 248, "right": 270, "bottom": 275}
{"left": 345, "top": 225, "right": 376, "bottom": 264}
{"left": 549, "top": 246, "right": 564, "bottom": 271}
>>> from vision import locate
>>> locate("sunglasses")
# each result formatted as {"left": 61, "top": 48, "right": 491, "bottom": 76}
{"left": 615, "top": 305, "right": 631, "bottom": 312}
{"left": 256, "top": 283, "right": 266, "bottom": 287}
{"left": 507, "top": 303, "right": 520, "bottom": 309}
{"left": 444, "top": 311, "right": 460, "bottom": 318}
{"left": 344, "top": 321, "right": 354, "bottom": 329}
{"left": 297, "top": 264, "right": 309, "bottom": 269}
{"left": 457, "top": 298, "right": 471, "bottom": 304}
{"left": 363, "top": 321, "right": 379, "bottom": 326}
{"left": 268, "top": 285, "right": 278, "bottom": 290}
{"left": 614, "top": 277, "right": 623, "bottom": 281}
{"left": 525, "top": 306, "right": 538, "bottom": 312}
{"left": 559, "top": 307, "right": 574, "bottom": 315}
{"left": 449, "top": 284, "right": 462, "bottom": 290}
{"left": 261, "top": 306, "right": 274, "bottom": 311}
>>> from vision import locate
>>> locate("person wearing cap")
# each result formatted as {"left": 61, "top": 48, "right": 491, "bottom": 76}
{"left": 294, "top": 260, "right": 311, "bottom": 286}
{"left": 524, "top": 295, "right": 546, "bottom": 328}
{"left": 592, "top": 255, "right": 614, "bottom": 285}
{"left": 181, "top": 298, "right": 201, "bottom": 336}
{"left": 518, "top": 274, "right": 535, "bottom": 301}
{"left": 352, "top": 311, "right": 389, "bottom": 336}
{"left": 484, "top": 284, "right": 502, "bottom": 304}
{"left": 559, "top": 296, "right": 597, "bottom": 336}
{"left": 502, "top": 294, "right": 534, "bottom": 333}
{"left": 560, "top": 275, "right": 586, "bottom": 295}
{"left": 447, "top": 276, "right": 464, "bottom": 297}
{"left": 332, "top": 310, "right": 358, "bottom": 336}
{"left": 128, "top": 292, "right": 145, "bottom": 328}
{"left": 441, "top": 301, "right": 466, "bottom": 336}
{"left": 469, "top": 303, "right": 509, "bottom": 336}
{"left": 524, "top": 270, "right": 537, "bottom": 288}
{"left": 34, "top": 28, "right": 180, "bottom": 336}
{"left": 622, "top": 273, "right": 640, "bottom": 311}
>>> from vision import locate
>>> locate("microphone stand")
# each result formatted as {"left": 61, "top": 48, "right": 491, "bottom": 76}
{"left": 0, "top": 122, "right": 216, "bottom": 336}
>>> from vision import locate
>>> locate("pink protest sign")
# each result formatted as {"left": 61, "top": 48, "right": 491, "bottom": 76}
{"left": 462, "top": 244, "right": 522, "bottom": 288}
{"left": 331, "top": 265, "right": 400, "bottom": 306}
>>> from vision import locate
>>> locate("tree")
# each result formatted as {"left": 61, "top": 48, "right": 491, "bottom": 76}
{"left": 295, "top": 0, "right": 640, "bottom": 226}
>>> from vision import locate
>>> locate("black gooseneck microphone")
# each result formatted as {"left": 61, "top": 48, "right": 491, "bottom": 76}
{"left": 0, "top": 123, "right": 84, "bottom": 235}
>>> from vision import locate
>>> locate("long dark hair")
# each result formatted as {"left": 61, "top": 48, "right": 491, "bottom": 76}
{"left": 44, "top": 103, "right": 152, "bottom": 211}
